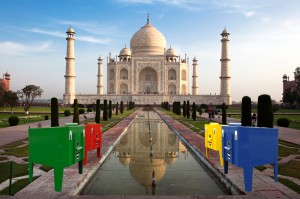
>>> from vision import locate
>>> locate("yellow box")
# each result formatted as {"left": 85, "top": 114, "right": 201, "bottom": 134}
{"left": 205, "top": 122, "right": 224, "bottom": 166}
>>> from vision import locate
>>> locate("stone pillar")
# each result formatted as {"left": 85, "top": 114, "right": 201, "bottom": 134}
{"left": 64, "top": 26, "right": 76, "bottom": 104}
{"left": 192, "top": 57, "right": 198, "bottom": 95}
{"left": 220, "top": 28, "right": 231, "bottom": 104}
{"left": 97, "top": 55, "right": 103, "bottom": 95}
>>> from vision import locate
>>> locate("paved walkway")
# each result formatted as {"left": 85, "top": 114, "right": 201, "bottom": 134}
{"left": 0, "top": 109, "right": 300, "bottom": 198}
{"left": 0, "top": 112, "right": 95, "bottom": 147}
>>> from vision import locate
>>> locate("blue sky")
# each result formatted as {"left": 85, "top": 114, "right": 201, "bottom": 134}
{"left": 1, "top": 0, "right": 300, "bottom": 103}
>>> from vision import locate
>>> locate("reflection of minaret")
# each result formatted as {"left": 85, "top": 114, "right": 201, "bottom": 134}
{"left": 220, "top": 27, "right": 231, "bottom": 99}
{"left": 64, "top": 26, "right": 76, "bottom": 104}
{"left": 151, "top": 170, "right": 156, "bottom": 195}
{"left": 192, "top": 57, "right": 198, "bottom": 95}
{"left": 97, "top": 55, "right": 103, "bottom": 94}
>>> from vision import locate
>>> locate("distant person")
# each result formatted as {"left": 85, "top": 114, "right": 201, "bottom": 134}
{"left": 252, "top": 113, "right": 257, "bottom": 126}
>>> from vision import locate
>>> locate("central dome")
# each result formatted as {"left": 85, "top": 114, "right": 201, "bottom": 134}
{"left": 130, "top": 21, "right": 166, "bottom": 56}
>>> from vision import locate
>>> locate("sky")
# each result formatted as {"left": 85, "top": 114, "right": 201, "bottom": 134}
{"left": 1, "top": 0, "right": 300, "bottom": 103}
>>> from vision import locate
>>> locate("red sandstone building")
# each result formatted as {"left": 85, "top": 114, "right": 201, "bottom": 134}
{"left": 0, "top": 72, "right": 11, "bottom": 91}
{"left": 282, "top": 67, "right": 300, "bottom": 101}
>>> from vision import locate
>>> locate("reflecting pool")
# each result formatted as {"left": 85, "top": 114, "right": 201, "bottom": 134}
{"left": 83, "top": 111, "right": 228, "bottom": 195}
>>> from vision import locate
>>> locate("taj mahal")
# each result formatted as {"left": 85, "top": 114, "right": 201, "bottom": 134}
{"left": 63, "top": 17, "right": 232, "bottom": 105}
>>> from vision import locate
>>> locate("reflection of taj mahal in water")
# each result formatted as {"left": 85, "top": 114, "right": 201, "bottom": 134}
{"left": 63, "top": 16, "right": 232, "bottom": 105}
{"left": 115, "top": 111, "right": 187, "bottom": 193}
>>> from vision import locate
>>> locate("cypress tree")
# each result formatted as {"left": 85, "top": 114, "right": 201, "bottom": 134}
{"left": 51, "top": 97, "right": 59, "bottom": 127}
{"left": 103, "top": 99, "right": 108, "bottom": 121}
{"left": 192, "top": 102, "right": 196, "bottom": 121}
{"left": 222, "top": 103, "right": 227, "bottom": 125}
{"left": 116, "top": 102, "right": 119, "bottom": 115}
{"left": 178, "top": 101, "right": 181, "bottom": 116}
{"left": 73, "top": 99, "right": 79, "bottom": 124}
{"left": 108, "top": 100, "right": 112, "bottom": 118}
{"left": 187, "top": 101, "right": 190, "bottom": 119}
{"left": 95, "top": 99, "right": 100, "bottom": 124}
{"left": 183, "top": 101, "right": 186, "bottom": 117}
{"left": 257, "top": 94, "right": 273, "bottom": 128}
{"left": 241, "top": 96, "right": 252, "bottom": 126}
{"left": 120, "top": 101, "right": 124, "bottom": 114}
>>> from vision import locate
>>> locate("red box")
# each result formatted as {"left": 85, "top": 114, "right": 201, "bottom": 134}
{"left": 84, "top": 124, "right": 102, "bottom": 165}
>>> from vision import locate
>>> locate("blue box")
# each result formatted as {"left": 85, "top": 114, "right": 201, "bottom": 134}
{"left": 222, "top": 123, "right": 278, "bottom": 192}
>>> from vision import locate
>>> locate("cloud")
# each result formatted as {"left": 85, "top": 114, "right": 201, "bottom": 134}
{"left": 57, "top": 20, "right": 117, "bottom": 36}
{"left": 26, "top": 27, "right": 111, "bottom": 44}
{"left": 76, "top": 36, "right": 111, "bottom": 44}
{"left": 245, "top": 11, "right": 255, "bottom": 17}
{"left": 0, "top": 41, "right": 53, "bottom": 55}
{"left": 116, "top": 0, "right": 263, "bottom": 15}
{"left": 29, "top": 28, "right": 65, "bottom": 38}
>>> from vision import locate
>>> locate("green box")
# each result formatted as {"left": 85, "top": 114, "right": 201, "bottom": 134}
{"left": 29, "top": 124, "right": 85, "bottom": 192}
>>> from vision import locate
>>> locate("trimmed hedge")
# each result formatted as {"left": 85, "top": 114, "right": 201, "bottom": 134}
{"left": 79, "top": 109, "right": 85, "bottom": 115}
{"left": 8, "top": 116, "right": 19, "bottom": 126}
{"left": 277, "top": 118, "right": 289, "bottom": 127}
{"left": 64, "top": 110, "right": 71, "bottom": 116}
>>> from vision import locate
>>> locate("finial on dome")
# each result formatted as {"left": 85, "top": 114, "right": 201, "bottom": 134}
{"left": 147, "top": 13, "right": 150, "bottom": 24}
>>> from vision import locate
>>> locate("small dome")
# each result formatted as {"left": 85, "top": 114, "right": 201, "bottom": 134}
{"left": 166, "top": 46, "right": 178, "bottom": 57}
{"left": 221, "top": 27, "right": 229, "bottom": 35}
{"left": 66, "top": 26, "right": 75, "bottom": 34}
{"left": 130, "top": 21, "right": 166, "bottom": 56}
{"left": 119, "top": 47, "right": 132, "bottom": 56}
{"left": 283, "top": 74, "right": 287, "bottom": 78}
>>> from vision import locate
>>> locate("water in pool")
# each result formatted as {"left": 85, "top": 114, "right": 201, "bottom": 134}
{"left": 83, "top": 111, "right": 228, "bottom": 195}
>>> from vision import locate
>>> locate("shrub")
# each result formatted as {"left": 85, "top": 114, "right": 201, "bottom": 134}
{"left": 73, "top": 99, "right": 79, "bottom": 124}
{"left": 241, "top": 96, "right": 252, "bottom": 126}
{"left": 277, "top": 118, "right": 289, "bottom": 127}
{"left": 257, "top": 94, "right": 273, "bottom": 128}
{"left": 45, "top": 115, "right": 49, "bottom": 120}
{"left": 87, "top": 107, "right": 93, "bottom": 112}
{"left": 64, "top": 110, "right": 71, "bottom": 116}
{"left": 192, "top": 102, "right": 196, "bottom": 121}
{"left": 108, "top": 100, "right": 112, "bottom": 118}
{"left": 8, "top": 116, "right": 19, "bottom": 126}
{"left": 103, "top": 100, "right": 108, "bottom": 121}
{"left": 183, "top": 101, "right": 186, "bottom": 117}
{"left": 222, "top": 103, "right": 227, "bottom": 125}
{"left": 51, "top": 97, "right": 59, "bottom": 127}
{"left": 120, "top": 101, "right": 124, "bottom": 114}
{"left": 95, "top": 99, "right": 100, "bottom": 124}
{"left": 116, "top": 102, "right": 119, "bottom": 115}
{"left": 79, "top": 109, "right": 85, "bottom": 114}
{"left": 187, "top": 101, "right": 190, "bottom": 119}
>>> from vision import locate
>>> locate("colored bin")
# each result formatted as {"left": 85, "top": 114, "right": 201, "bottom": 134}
{"left": 84, "top": 123, "right": 102, "bottom": 165}
{"left": 29, "top": 123, "right": 85, "bottom": 192}
{"left": 204, "top": 122, "right": 224, "bottom": 166}
{"left": 222, "top": 123, "right": 278, "bottom": 192}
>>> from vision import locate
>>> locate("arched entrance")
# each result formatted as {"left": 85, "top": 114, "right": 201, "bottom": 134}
{"left": 139, "top": 67, "right": 158, "bottom": 94}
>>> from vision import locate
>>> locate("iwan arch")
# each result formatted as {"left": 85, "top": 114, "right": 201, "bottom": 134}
{"left": 63, "top": 17, "right": 232, "bottom": 105}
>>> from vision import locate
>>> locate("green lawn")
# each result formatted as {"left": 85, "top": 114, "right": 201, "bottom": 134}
{"left": 0, "top": 106, "right": 76, "bottom": 128}
{"left": 278, "top": 177, "right": 300, "bottom": 194}
{"left": 0, "top": 162, "right": 29, "bottom": 184}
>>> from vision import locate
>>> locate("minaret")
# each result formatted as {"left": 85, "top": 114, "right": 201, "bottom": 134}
{"left": 192, "top": 57, "right": 198, "bottom": 95}
{"left": 97, "top": 55, "right": 103, "bottom": 94}
{"left": 63, "top": 26, "right": 76, "bottom": 104}
{"left": 220, "top": 27, "right": 231, "bottom": 104}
